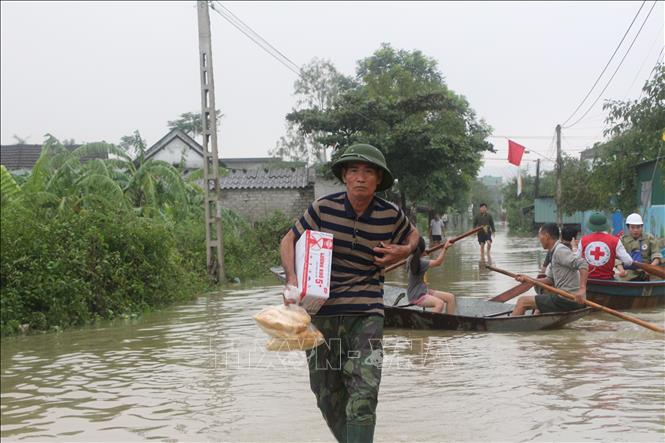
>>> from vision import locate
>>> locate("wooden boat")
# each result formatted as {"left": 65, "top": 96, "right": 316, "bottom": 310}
{"left": 270, "top": 267, "right": 590, "bottom": 332}
{"left": 585, "top": 278, "right": 665, "bottom": 310}
{"left": 381, "top": 285, "right": 590, "bottom": 332}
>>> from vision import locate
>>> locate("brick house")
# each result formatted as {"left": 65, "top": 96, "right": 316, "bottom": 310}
{"left": 146, "top": 129, "right": 344, "bottom": 222}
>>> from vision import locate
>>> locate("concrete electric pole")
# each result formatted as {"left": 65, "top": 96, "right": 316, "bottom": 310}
{"left": 555, "top": 124, "right": 563, "bottom": 228}
{"left": 197, "top": 1, "right": 225, "bottom": 282}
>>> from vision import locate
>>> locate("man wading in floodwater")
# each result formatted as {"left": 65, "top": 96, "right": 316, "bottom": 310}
{"left": 279, "top": 144, "right": 419, "bottom": 443}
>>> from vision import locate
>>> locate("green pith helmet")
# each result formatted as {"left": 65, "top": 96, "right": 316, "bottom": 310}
{"left": 331, "top": 144, "right": 394, "bottom": 192}
{"left": 587, "top": 212, "right": 609, "bottom": 233}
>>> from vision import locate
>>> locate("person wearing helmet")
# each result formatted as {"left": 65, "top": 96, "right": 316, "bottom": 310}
{"left": 576, "top": 213, "right": 633, "bottom": 280}
{"left": 279, "top": 143, "right": 420, "bottom": 443}
{"left": 619, "top": 213, "right": 662, "bottom": 281}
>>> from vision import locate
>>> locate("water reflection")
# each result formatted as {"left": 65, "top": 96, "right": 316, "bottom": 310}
{"left": 2, "top": 226, "right": 664, "bottom": 441}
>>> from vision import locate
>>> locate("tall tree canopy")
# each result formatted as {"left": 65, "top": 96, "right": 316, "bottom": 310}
{"left": 271, "top": 58, "right": 354, "bottom": 164}
{"left": 287, "top": 44, "right": 493, "bottom": 209}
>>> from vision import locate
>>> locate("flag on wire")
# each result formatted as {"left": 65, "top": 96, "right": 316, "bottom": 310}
{"left": 516, "top": 168, "right": 523, "bottom": 197}
{"left": 508, "top": 140, "right": 526, "bottom": 166}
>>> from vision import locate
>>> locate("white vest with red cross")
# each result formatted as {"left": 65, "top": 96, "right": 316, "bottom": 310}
{"left": 580, "top": 232, "right": 618, "bottom": 280}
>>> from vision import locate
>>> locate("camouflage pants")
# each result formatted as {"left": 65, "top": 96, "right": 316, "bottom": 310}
{"left": 305, "top": 315, "right": 384, "bottom": 443}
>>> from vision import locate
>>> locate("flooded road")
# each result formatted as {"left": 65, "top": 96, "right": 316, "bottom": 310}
{"left": 2, "top": 226, "right": 664, "bottom": 441}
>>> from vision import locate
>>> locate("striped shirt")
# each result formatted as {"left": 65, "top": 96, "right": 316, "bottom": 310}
{"left": 292, "top": 191, "right": 413, "bottom": 316}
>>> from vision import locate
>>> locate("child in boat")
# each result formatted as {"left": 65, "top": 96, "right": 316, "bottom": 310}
{"left": 406, "top": 236, "right": 457, "bottom": 314}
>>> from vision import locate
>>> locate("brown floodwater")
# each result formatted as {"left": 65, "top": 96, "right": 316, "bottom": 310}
{"left": 2, "top": 224, "right": 664, "bottom": 442}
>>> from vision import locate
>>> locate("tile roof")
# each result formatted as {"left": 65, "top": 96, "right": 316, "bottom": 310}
{"left": 219, "top": 167, "right": 312, "bottom": 190}
{"left": 0, "top": 144, "right": 108, "bottom": 171}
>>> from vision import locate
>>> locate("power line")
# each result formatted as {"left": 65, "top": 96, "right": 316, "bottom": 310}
{"left": 638, "top": 46, "right": 664, "bottom": 100}
{"left": 623, "top": 18, "right": 664, "bottom": 100}
{"left": 482, "top": 158, "right": 541, "bottom": 162}
{"left": 209, "top": 2, "right": 302, "bottom": 76}
{"left": 563, "top": 1, "right": 658, "bottom": 129}
{"left": 212, "top": 2, "right": 302, "bottom": 74}
{"left": 561, "top": 1, "right": 646, "bottom": 127}
{"left": 487, "top": 134, "right": 598, "bottom": 139}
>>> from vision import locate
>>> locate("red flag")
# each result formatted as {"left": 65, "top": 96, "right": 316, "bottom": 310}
{"left": 507, "top": 140, "right": 525, "bottom": 166}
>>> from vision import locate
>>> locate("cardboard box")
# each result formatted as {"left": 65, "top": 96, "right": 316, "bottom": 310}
{"left": 295, "top": 230, "right": 333, "bottom": 314}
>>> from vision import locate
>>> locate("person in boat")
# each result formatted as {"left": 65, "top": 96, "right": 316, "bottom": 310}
{"left": 279, "top": 143, "right": 419, "bottom": 443}
{"left": 406, "top": 237, "right": 456, "bottom": 314}
{"left": 619, "top": 213, "right": 662, "bottom": 281}
{"left": 539, "top": 225, "right": 578, "bottom": 276}
{"left": 512, "top": 223, "right": 588, "bottom": 316}
{"left": 576, "top": 213, "right": 633, "bottom": 280}
{"left": 429, "top": 213, "right": 445, "bottom": 246}
{"left": 473, "top": 203, "right": 495, "bottom": 261}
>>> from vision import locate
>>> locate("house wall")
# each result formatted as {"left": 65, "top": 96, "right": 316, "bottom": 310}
{"left": 220, "top": 187, "right": 315, "bottom": 224}
{"left": 150, "top": 137, "right": 204, "bottom": 169}
{"left": 314, "top": 177, "right": 345, "bottom": 199}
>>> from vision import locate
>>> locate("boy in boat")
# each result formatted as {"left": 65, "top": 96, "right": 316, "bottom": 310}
{"left": 280, "top": 143, "right": 419, "bottom": 443}
{"left": 576, "top": 213, "right": 633, "bottom": 280}
{"left": 406, "top": 237, "right": 456, "bottom": 314}
{"left": 512, "top": 223, "right": 588, "bottom": 316}
{"left": 619, "top": 213, "right": 662, "bottom": 281}
{"left": 473, "top": 203, "right": 495, "bottom": 261}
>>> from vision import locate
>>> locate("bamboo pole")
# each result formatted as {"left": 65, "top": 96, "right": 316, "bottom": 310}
{"left": 386, "top": 226, "right": 483, "bottom": 273}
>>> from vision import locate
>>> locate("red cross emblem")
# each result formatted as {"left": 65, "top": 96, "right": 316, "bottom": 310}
{"left": 584, "top": 241, "right": 611, "bottom": 266}
{"left": 589, "top": 246, "right": 605, "bottom": 261}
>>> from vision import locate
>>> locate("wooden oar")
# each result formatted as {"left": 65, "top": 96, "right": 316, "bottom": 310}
{"left": 633, "top": 262, "right": 665, "bottom": 279}
{"left": 485, "top": 265, "right": 665, "bottom": 334}
{"left": 489, "top": 282, "right": 533, "bottom": 302}
{"left": 386, "top": 226, "right": 483, "bottom": 273}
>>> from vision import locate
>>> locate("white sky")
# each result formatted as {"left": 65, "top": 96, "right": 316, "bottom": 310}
{"left": 1, "top": 1, "right": 663, "bottom": 180}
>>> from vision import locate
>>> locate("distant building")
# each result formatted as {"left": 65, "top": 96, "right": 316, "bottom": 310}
{"left": 144, "top": 128, "right": 278, "bottom": 173}
{"left": 1, "top": 129, "right": 348, "bottom": 223}
{"left": 0, "top": 143, "right": 108, "bottom": 173}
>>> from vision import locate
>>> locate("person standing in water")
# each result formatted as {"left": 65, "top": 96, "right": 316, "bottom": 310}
{"left": 473, "top": 203, "right": 495, "bottom": 261}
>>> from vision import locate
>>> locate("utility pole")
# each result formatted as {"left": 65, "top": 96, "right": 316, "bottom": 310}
{"left": 197, "top": 1, "right": 225, "bottom": 282}
{"left": 555, "top": 124, "right": 563, "bottom": 227}
{"left": 534, "top": 158, "right": 540, "bottom": 199}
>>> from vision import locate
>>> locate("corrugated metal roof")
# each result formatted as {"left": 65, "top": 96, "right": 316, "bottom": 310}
{"left": 220, "top": 167, "right": 312, "bottom": 190}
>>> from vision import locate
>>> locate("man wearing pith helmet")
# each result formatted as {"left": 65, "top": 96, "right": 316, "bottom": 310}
{"left": 280, "top": 143, "right": 419, "bottom": 442}
{"left": 620, "top": 213, "right": 662, "bottom": 281}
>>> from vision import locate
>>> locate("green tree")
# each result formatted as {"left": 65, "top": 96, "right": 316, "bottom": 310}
{"left": 502, "top": 175, "right": 536, "bottom": 233}
{"left": 586, "top": 63, "right": 664, "bottom": 213}
{"left": 288, "top": 44, "right": 493, "bottom": 210}
{"left": 271, "top": 58, "right": 354, "bottom": 164}
{"left": 167, "top": 110, "right": 223, "bottom": 138}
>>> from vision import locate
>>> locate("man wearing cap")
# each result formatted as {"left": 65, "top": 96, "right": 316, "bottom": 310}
{"left": 620, "top": 213, "right": 662, "bottom": 281}
{"left": 576, "top": 213, "right": 633, "bottom": 280}
{"left": 279, "top": 143, "right": 419, "bottom": 443}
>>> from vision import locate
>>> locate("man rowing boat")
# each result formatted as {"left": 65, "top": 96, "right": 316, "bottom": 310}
{"left": 512, "top": 223, "right": 589, "bottom": 316}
